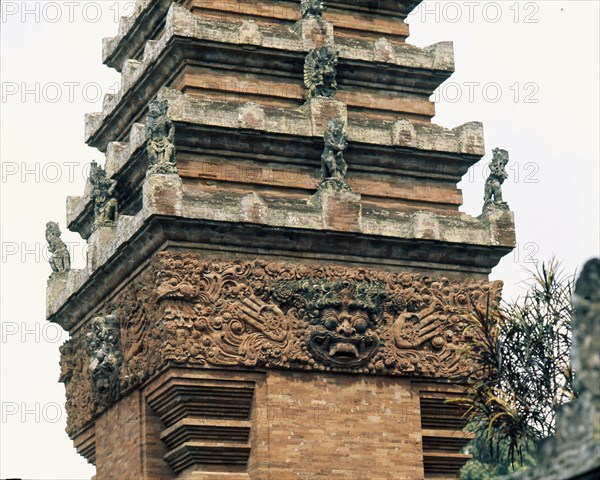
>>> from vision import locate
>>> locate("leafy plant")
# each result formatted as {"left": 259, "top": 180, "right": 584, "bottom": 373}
{"left": 460, "top": 259, "right": 575, "bottom": 474}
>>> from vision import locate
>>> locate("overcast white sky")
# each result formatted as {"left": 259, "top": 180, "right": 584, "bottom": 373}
{"left": 1, "top": 1, "right": 598, "bottom": 478}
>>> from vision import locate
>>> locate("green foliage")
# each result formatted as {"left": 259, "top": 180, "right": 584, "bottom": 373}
{"left": 461, "top": 423, "right": 536, "bottom": 480}
{"left": 460, "top": 259, "right": 575, "bottom": 477}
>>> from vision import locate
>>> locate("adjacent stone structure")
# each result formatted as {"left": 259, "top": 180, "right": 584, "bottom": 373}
{"left": 48, "top": 1, "right": 516, "bottom": 479}
{"left": 511, "top": 258, "right": 600, "bottom": 480}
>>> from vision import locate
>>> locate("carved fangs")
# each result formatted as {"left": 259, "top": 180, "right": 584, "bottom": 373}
{"left": 309, "top": 333, "right": 379, "bottom": 367}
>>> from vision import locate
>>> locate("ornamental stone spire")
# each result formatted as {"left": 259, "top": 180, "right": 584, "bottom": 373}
{"left": 47, "top": 2, "right": 516, "bottom": 479}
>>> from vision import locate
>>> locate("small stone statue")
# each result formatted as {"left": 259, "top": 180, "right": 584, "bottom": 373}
{"left": 319, "top": 119, "right": 350, "bottom": 191}
{"left": 89, "top": 161, "right": 118, "bottom": 228}
{"left": 45, "top": 221, "right": 71, "bottom": 274}
{"left": 300, "top": 0, "right": 325, "bottom": 18}
{"left": 304, "top": 43, "right": 339, "bottom": 99}
{"left": 483, "top": 147, "right": 509, "bottom": 210}
{"left": 146, "top": 98, "right": 177, "bottom": 174}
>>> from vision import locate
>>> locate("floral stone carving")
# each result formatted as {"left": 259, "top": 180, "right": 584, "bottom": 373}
{"left": 59, "top": 252, "right": 502, "bottom": 435}
{"left": 155, "top": 253, "right": 501, "bottom": 377}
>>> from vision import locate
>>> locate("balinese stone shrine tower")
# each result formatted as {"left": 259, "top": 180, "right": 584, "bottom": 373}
{"left": 46, "top": 1, "right": 516, "bottom": 479}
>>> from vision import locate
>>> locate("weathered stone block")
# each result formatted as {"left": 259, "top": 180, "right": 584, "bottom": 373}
{"left": 142, "top": 173, "right": 183, "bottom": 217}
{"left": 302, "top": 97, "right": 348, "bottom": 137}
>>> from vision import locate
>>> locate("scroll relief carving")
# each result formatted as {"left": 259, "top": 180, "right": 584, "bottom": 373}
{"left": 155, "top": 253, "right": 503, "bottom": 377}
{"left": 301, "top": 0, "right": 325, "bottom": 18}
{"left": 59, "top": 253, "right": 502, "bottom": 436}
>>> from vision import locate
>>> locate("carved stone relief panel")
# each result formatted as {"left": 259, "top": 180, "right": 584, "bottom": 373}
{"left": 59, "top": 251, "right": 502, "bottom": 436}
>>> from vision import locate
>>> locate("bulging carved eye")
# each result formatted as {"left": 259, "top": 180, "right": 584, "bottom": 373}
{"left": 321, "top": 311, "right": 338, "bottom": 331}
{"left": 353, "top": 316, "right": 368, "bottom": 333}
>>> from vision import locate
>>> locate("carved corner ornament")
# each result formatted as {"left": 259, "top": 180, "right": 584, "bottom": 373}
{"left": 89, "top": 161, "right": 118, "bottom": 228}
{"left": 86, "top": 314, "right": 122, "bottom": 406}
{"left": 45, "top": 221, "right": 71, "bottom": 274}
{"left": 304, "top": 43, "right": 339, "bottom": 99}
{"left": 319, "top": 119, "right": 350, "bottom": 191}
{"left": 146, "top": 98, "right": 178, "bottom": 175}
{"left": 483, "top": 147, "right": 510, "bottom": 212}
{"left": 301, "top": 0, "right": 325, "bottom": 18}
{"left": 295, "top": 0, "right": 328, "bottom": 36}
{"left": 59, "top": 252, "right": 503, "bottom": 436}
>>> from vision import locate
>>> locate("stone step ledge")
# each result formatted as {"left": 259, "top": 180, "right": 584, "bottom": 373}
{"left": 49, "top": 172, "right": 514, "bottom": 326}
{"left": 88, "top": 3, "right": 453, "bottom": 150}
{"left": 102, "top": 0, "right": 423, "bottom": 71}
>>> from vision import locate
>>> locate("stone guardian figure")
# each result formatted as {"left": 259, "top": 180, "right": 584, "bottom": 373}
{"left": 46, "top": 221, "right": 71, "bottom": 273}
{"left": 89, "top": 160, "right": 118, "bottom": 228}
{"left": 319, "top": 119, "right": 350, "bottom": 191}
{"left": 483, "top": 147, "right": 509, "bottom": 211}
{"left": 146, "top": 98, "right": 177, "bottom": 175}
{"left": 304, "top": 43, "right": 339, "bottom": 99}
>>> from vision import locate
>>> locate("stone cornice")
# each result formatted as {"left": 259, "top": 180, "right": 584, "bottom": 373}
{"left": 88, "top": 4, "right": 453, "bottom": 151}
{"left": 52, "top": 172, "right": 514, "bottom": 330}
{"left": 102, "top": 0, "right": 424, "bottom": 71}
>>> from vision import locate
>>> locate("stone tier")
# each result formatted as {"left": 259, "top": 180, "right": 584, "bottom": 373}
{"left": 103, "top": 0, "right": 423, "bottom": 72}
{"left": 72, "top": 90, "right": 483, "bottom": 239}
{"left": 51, "top": 173, "right": 513, "bottom": 331}
{"left": 87, "top": 4, "right": 453, "bottom": 151}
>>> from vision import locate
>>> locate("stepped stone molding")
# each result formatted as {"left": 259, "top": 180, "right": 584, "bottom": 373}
{"left": 88, "top": 88, "right": 481, "bottom": 186}
{"left": 146, "top": 372, "right": 256, "bottom": 473}
{"left": 419, "top": 388, "right": 473, "bottom": 477}
{"left": 58, "top": 252, "right": 502, "bottom": 436}
{"left": 87, "top": 4, "right": 453, "bottom": 150}
{"left": 50, "top": 173, "right": 514, "bottom": 326}
{"left": 69, "top": 90, "right": 484, "bottom": 243}
{"left": 102, "top": 0, "right": 423, "bottom": 71}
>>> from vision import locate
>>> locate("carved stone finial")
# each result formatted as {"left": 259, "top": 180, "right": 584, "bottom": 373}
{"left": 483, "top": 147, "right": 509, "bottom": 211}
{"left": 300, "top": 0, "right": 325, "bottom": 18}
{"left": 45, "top": 221, "right": 70, "bottom": 274}
{"left": 304, "top": 43, "right": 339, "bottom": 99}
{"left": 89, "top": 161, "right": 118, "bottom": 228}
{"left": 146, "top": 98, "right": 177, "bottom": 175}
{"left": 86, "top": 313, "right": 122, "bottom": 406}
{"left": 319, "top": 119, "right": 350, "bottom": 191}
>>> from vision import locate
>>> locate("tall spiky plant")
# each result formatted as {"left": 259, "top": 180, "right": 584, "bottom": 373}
{"left": 460, "top": 259, "right": 575, "bottom": 471}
